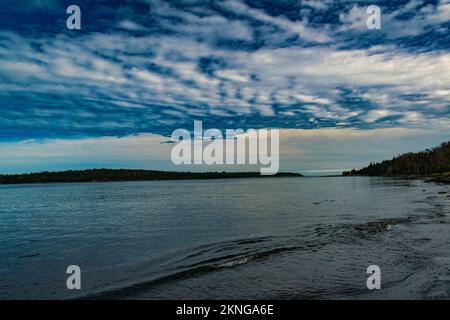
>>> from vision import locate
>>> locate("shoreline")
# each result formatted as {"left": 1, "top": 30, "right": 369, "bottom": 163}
{"left": 0, "top": 169, "right": 303, "bottom": 185}
{"left": 343, "top": 173, "right": 450, "bottom": 184}
{"left": 2, "top": 169, "right": 449, "bottom": 185}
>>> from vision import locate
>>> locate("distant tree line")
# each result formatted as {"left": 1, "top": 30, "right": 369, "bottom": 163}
{"left": 343, "top": 141, "right": 450, "bottom": 176}
{"left": 0, "top": 169, "right": 302, "bottom": 184}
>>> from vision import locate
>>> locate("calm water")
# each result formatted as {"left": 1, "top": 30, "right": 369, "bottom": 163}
{"left": 0, "top": 177, "right": 449, "bottom": 299}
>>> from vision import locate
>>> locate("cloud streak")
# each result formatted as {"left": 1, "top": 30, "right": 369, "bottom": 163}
{"left": 0, "top": 0, "right": 448, "bottom": 171}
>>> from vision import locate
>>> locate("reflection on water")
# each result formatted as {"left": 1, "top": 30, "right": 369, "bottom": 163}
{"left": 0, "top": 177, "right": 449, "bottom": 299}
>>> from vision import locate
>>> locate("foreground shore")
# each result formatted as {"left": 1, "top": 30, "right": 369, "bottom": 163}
{"left": 344, "top": 173, "right": 450, "bottom": 184}
{"left": 425, "top": 173, "right": 450, "bottom": 184}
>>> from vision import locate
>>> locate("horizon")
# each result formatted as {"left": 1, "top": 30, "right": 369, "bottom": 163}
{"left": 0, "top": 167, "right": 344, "bottom": 176}
{"left": 2, "top": 138, "right": 449, "bottom": 176}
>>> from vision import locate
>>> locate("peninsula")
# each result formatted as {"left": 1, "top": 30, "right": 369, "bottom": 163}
{"left": 0, "top": 169, "right": 303, "bottom": 184}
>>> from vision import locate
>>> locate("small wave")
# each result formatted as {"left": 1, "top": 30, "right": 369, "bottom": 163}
{"left": 18, "top": 253, "right": 40, "bottom": 259}
{"left": 214, "top": 246, "right": 301, "bottom": 269}
{"left": 217, "top": 257, "right": 250, "bottom": 268}
{"left": 82, "top": 240, "right": 300, "bottom": 300}
{"left": 180, "top": 236, "right": 273, "bottom": 260}
{"left": 312, "top": 217, "right": 413, "bottom": 246}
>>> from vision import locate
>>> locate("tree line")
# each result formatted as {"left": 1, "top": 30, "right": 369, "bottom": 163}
{"left": 344, "top": 141, "right": 450, "bottom": 176}
{"left": 0, "top": 169, "right": 302, "bottom": 184}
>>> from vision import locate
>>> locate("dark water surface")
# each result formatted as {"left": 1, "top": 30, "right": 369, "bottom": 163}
{"left": 0, "top": 177, "right": 449, "bottom": 299}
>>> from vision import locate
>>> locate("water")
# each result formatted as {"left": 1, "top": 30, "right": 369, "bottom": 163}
{"left": 0, "top": 177, "right": 449, "bottom": 299}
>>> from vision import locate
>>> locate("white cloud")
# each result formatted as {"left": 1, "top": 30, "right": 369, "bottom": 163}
{"left": 152, "top": 0, "right": 253, "bottom": 41}
{"left": 0, "top": 0, "right": 449, "bottom": 133}
{"left": 216, "top": 70, "right": 250, "bottom": 82}
{"left": 118, "top": 20, "right": 150, "bottom": 32}
{"left": 362, "top": 109, "right": 401, "bottom": 123}
{"left": 340, "top": 0, "right": 450, "bottom": 38}
{"left": 303, "top": 0, "right": 331, "bottom": 10}
{"left": 219, "top": 0, "right": 331, "bottom": 43}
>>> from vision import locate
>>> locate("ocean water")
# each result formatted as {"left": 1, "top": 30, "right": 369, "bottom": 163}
{"left": 0, "top": 177, "right": 449, "bottom": 300}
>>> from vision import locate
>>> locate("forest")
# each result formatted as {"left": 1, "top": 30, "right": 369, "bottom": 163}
{"left": 343, "top": 141, "right": 450, "bottom": 176}
{"left": 0, "top": 169, "right": 302, "bottom": 184}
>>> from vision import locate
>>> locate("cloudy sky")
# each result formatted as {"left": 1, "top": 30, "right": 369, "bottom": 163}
{"left": 0, "top": 0, "right": 449, "bottom": 174}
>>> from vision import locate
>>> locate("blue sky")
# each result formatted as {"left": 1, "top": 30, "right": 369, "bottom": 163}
{"left": 0, "top": 0, "right": 449, "bottom": 173}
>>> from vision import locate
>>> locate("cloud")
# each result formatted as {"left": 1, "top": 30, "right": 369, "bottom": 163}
{"left": 0, "top": 134, "right": 172, "bottom": 173}
{"left": 219, "top": 0, "right": 332, "bottom": 43}
{"left": 118, "top": 20, "right": 150, "bottom": 32}
{"left": 0, "top": 0, "right": 448, "bottom": 145}
{"left": 302, "top": 0, "right": 331, "bottom": 11}
{"left": 339, "top": 0, "right": 450, "bottom": 39}
{"left": 2, "top": 127, "right": 450, "bottom": 174}
{"left": 279, "top": 126, "right": 450, "bottom": 171}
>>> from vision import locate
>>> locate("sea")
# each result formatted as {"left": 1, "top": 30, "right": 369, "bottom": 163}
{"left": 0, "top": 176, "right": 449, "bottom": 299}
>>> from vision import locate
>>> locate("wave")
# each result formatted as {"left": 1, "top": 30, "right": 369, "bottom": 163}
{"left": 82, "top": 237, "right": 301, "bottom": 299}
{"left": 81, "top": 217, "right": 415, "bottom": 300}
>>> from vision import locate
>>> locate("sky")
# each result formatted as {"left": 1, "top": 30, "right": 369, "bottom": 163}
{"left": 0, "top": 0, "right": 449, "bottom": 174}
